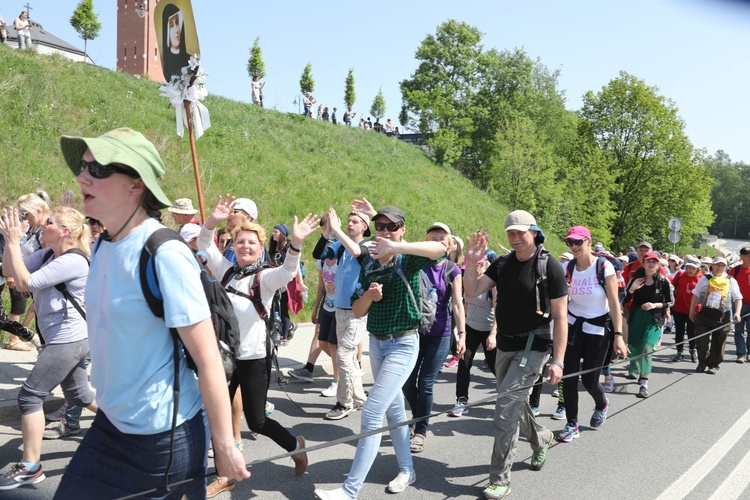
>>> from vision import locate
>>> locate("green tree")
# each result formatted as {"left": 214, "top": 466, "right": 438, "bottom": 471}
{"left": 370, "top": 88, "right": 386, "bottom": 121}
{"left": 70, "top": 0, "right": 101, "bottom": 60}
{"left": 344, "top": 68, "right": 356, "bottom": 109}
{"left": 579, "top": 71, "right": 713, "bottom": 250}
{"left": 299, "top": 63, "right": 315, "bottom": 95}
{"left": 246, "top": 37, "right": 266, "bottom": 79}
{"left": 400, "top": 20, "right": 482, "bottom": 166}
{"left": 706, "top": 151, "right": 749, "bottom": 238}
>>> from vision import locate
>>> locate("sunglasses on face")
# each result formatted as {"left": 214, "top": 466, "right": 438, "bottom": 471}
{"left": 565, "top": 239, "right": 587, "bottom": 248}
{"left": 80, "top": 159, "right": 134, "bottom": 179}
{"left": 374, "top": 221, "right": 402, "bottom": 232}
{"left": 18, "top": 212, "right": 28, "bottom": 221}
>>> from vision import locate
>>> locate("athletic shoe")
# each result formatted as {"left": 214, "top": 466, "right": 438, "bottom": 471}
{"left": 590, "top": 399, "right": 609, "bottom": 428}
{"left": 353, "top": 400, "right": 366, "bottom": 411}
{"left": 0, "top": 463, "right": 45, "bottom": 491}
{"left": 637, "top": 385, "right": 649, "bottom": 398}
{"left": 746, "top": 355, "right": 750, "bottom": 363}
{"left": 551, "top": 389, "right": 559, "bottom": 398}
{"left": 325, "top": 403, "right": 353, "bottom": 420}
{"left": 288, "top": 367, "right": 314, "bottom": 382}
{"left": 443, "top": 356, "right": 459, "bottom": 368}
{"left": 557, "top": 422, "right": 580, "bottom": 443}
{"left": 706, "top": 366, "right": 719, "bottom": 375}
{"left": 737, "top": 357, "right": 746, "bottom": 364}
{"left": 387, "top": 470, "right": 416, "bottom": 493}
{"left": 531, "top": 434, "right": 552, "bottom": 470}
{"left": 265, "top": 401, "right": 275, "bottom": 416}
{"left": 531, "top": 406, "right": 540, "bottom": 417}
{"left": 672, "top": 353, "right": 684, "bottom": 362}
{"left": 45, "top": 404, "right": 66, "bottom": 422}
{"left": 551, "top": 403, "right": 566, "bottom": 420}
{"left": 449, "top": 397, "right": 469, "bottom": 417}
{"left": 625, "top": 373, "right": 638, "bottom": 380}
{"left": 483, "top": 483, "right": 511, "bottom": 499}
{"left": 691, "top": 350, "right": 698, "bottom": 363}
{"left": 314, "top": 488, "right": 353, "bottom": 499}
{"left": 696, "top": 363, "right": 706, "bottom": 373}
{"left": 206, "top": 477, "right": 236, "bottom": 498}
{"left": 321, "top": 381, "right": 338, "bottom": 398}
{"left": 602, "top": 377, "right": 615, "bottom": 393}
{"left": 43, "top": 420, "right": 81, "bottom": 440}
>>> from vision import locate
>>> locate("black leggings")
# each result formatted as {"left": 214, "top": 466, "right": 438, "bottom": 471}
{"left": 455, "top": 324, "right": 497, "bottom": 400}
{"left": 562, "top": 329, "right": 610, "bottom": 424}
{"left": 229, "top": 357, "right": 296, "bottom": 452}
{"left": 673, "top": 311, "right": 696, "bottom": 353}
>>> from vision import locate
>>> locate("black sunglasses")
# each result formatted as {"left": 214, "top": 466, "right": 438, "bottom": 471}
{"left": 80, "top": 159, "right": 134, "bottom": 179}
{"left": 374, "top": 221, "right": 402, "bottom": 232}
{"left": 565, "top": 239, "right": 587, "bottom": 248}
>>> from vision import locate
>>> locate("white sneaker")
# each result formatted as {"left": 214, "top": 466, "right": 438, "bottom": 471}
{"left": 313, "top": 487, "right": 354, "bottom": 499}
{"left": 387, "top": 470, "right": 416, "bottom": 493}
{"left": 449, "top": 397, "right": 469, "bottom": 417}
{"left": 321, "top": 381, "right": 338, "bottom": 397}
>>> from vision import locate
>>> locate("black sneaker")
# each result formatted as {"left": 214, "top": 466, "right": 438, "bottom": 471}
{"left": 325, "top": 403, "right": 353, "bottom": 420}
{"left": 0, "top": 463, "right": 45, "bottom": 490}
{"left": 696, "top": 363, "right": 706, "bottom": 373}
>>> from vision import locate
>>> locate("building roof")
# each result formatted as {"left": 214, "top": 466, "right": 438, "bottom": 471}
{"left": 5, "top": 21, "right": 93, "bottom": 63}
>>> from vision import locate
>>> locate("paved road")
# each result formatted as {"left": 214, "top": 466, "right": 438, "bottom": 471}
{"left": 1, "top": 324, "right": 749, "bottom": 499}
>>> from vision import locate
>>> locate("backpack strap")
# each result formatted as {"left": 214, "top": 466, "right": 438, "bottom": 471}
{"left": 47, "top": 248, "right": 90, "bottom": 321}
{"left": 535, "top": 247, "right": 550, "bottom": 318}
{"left": 394, "top": 254, "right": 421, "bottom": 314}
{"left": 137, "top": 227, "right": 187, "bottom": 493}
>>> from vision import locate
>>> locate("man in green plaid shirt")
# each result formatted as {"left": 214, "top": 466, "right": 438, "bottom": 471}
{"left": 315, "top": 205, "right": 444, "bottom": 499}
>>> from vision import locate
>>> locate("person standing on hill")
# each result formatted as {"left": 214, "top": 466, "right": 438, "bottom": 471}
{"left": 251, "top": 75, "right": 265, "bottom": 107}
{"left": 303, "top": 92, "right": 316, "bottom": 117}
{"left": 13, "top": 11, "right": 31, "bottom": 50}
{"left": 343, "top": 107, "right": 355, "bottom": 126}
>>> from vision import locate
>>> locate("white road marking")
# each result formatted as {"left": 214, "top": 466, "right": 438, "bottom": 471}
{"left": 656, "top": 405, "right": 750, "bottom": 500}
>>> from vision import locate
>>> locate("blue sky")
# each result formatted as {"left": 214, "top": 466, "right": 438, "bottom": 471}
{"left": 7, "top": 0, "right": 750, "bottom": 163}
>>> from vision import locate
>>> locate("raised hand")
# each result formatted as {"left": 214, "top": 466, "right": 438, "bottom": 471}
{"left": 291, "top": 213, "right": 321, "bottom": 248}
{"left": 351, "top": 197, "right": 376, "bottom": 218}
{"left": 0, "top": 207, "right": 27, "bottom": 245}
{"left": 464, "top": 232, "right": 488, "bottom": 264}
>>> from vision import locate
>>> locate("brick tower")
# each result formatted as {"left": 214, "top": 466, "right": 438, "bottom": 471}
{"left": 116, "top": 0, "right": 164, "bottom": 82}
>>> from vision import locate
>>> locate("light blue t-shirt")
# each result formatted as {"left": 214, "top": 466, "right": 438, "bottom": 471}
{"left": 86, "top": 219, "right": 210, "bottom": 435}
{"left": 328, "top": 241, "right": 365, "bottom": 310}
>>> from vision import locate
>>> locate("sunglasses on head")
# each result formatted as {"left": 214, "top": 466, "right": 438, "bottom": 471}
{"left": 565, "top": 238, "right": 587, "bottom": 248}
{"left": 374, "top": 221, "right": 402, "bottom": 232}
{"left": 80, "top": 159, "right": 134, "bottom": 179}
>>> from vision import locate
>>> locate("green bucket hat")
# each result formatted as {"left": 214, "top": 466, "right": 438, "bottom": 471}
{"left": 60, "top": 128, "right": 172, "bottom": 209}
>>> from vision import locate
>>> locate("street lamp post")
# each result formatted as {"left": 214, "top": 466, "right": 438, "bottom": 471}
{"left": 135, "top": 2, "right": 150, "bottom": 78}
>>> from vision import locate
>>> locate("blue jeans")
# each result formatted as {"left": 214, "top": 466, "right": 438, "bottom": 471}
{"left": 734, "top": 303, "right": 750, "bottom": 357}
{"left": 54, "top": 409, "right": 208, "bottom": 499}
{"left": 403, "top": 334, "right": 451, "bottom": 436}
{"left": 342, "top": 332, "right": 419, "bottom": 498}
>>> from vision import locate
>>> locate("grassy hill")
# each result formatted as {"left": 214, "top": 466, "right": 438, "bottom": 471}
{"left": 0, "top": 46, "right": 565, "bottom": 319}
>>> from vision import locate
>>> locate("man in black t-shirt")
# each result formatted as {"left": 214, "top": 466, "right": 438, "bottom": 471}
{"left": 464, "top": 210, "right": 568, "bottom": 500}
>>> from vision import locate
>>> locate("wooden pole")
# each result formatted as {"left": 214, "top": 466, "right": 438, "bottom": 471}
{"left": 183, "top": 99, "right": 206, "bottom": 222}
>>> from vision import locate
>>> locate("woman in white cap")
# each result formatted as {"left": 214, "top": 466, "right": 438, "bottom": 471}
{"left": 55, "top": 128, "right": 249, "bottom": 498}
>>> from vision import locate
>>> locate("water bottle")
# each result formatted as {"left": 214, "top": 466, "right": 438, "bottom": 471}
{"left": 302, "top": 291, "right": 309, "bottom": 303}
{"left": 427, "top": 287, "right": 438, "bottom": 304}
{"left": 272, "top": 311, "right": 282, "bottom": 346}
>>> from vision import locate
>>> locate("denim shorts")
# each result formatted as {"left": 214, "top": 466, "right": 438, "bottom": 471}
{"left": 54, "top": 409, "right": 208, "bottom": 499}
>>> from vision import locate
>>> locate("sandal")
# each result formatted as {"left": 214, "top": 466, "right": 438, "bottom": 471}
{"left": 410, "top": 433, "right": 426, "bottom": 454}
{"left": 6, "top": 341, "right": 32, "bottom": 351}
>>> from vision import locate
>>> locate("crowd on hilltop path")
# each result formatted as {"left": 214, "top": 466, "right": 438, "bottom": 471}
{"left": 297, "top": 91, "right": 401, "bottom": 137}
{"left": 0, "top": 128, "right": 748, "bottom": 498}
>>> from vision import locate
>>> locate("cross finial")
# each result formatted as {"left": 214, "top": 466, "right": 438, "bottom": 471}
{"left": 24, "top": 3, "right": 33, "bottom": 17}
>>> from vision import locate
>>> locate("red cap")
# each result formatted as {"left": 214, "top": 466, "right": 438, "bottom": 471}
{"left": 643, "top": 251, "right": 660, "bottom": 262}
